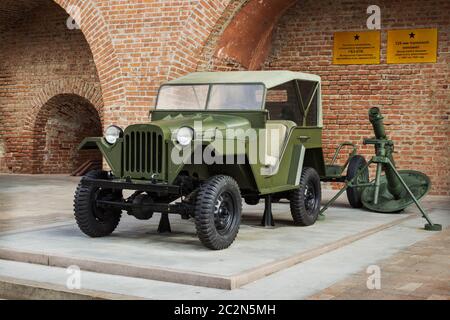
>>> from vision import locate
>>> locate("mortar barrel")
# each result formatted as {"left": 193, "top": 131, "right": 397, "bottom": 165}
{"left": 368, "top": 107, "right": 387, "bottom": 139}
{"left": 368, "top": 107, "right": 404, "bottom": 199}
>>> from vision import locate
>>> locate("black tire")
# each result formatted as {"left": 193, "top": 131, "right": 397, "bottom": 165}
{"left": 194, "top": 175, "right": 242, "bottom": 250}
{"left": 74, "top": 170, "right": 122, "bottom": 237}
{"left": 346, "top": 155, "right": 369, "bottom": 208}
{"left": 290, "top": 167, "right": 321, "bottom": 226}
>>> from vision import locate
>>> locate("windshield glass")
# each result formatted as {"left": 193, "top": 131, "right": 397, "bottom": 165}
{"left": 156, "top": 85, "right": 209, "bottom": 110}
{"left": 156, "top": 84, "right": 265, "bottom": 110}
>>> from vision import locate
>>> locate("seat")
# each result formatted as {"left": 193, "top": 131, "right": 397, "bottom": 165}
{"left": 261, "top": 120, "right": 296, "bottom": 172}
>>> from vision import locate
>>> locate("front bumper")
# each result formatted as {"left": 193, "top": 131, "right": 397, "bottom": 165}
{"left": 81, "top": 177, "right": 180, "bottom": 195}
{"left": 82, "top": 177, "right": 192, "bottom": 216}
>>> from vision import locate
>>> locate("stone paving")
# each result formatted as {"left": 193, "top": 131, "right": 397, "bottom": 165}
{"left": 308, "top": 227, "right": 450, "bottom": 300}
{"left": 0, "top": 174, "right": 76, "bottom": 232}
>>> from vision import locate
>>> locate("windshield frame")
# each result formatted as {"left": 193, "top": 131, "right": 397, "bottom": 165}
{"left": 155, "top": 82, "right": 267, "bottom": 111}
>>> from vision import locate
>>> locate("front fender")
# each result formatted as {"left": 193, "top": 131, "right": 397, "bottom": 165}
{"left": 78, "top": 137, "right": 123, "bottom": 176}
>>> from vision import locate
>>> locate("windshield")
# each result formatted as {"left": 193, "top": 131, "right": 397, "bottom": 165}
{"left": 156, "top": 84, "right": 265, "bottom": 110}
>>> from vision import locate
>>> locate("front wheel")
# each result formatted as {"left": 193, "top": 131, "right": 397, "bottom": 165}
{"left": 290, "top": 167, "right": 321, "bottom": 226}
{"left": 194, "top": 175, "right": 242, "bottom": 250}
{"left": 74, "top": 170, "right": 122, "bottom": 237}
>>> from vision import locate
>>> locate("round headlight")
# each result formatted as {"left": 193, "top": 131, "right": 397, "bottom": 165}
{"left": 176, "top": 127, "right": 194, "bottom": 146}
{"left": 105, "top": 125, "right": 123, "bottom": 144}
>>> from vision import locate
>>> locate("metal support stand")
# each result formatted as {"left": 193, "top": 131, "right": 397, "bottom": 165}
{"left": 319, "top": 160, "right": 372, "bottom": 217}
{"left": 157, "top": 213, "right": 172, "bottom": 233}
{"left": 261, "top": 194, "right": 275, "bottom": 227}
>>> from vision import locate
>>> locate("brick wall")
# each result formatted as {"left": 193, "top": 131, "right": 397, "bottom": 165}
{"left": 263, "top": 0, "right": 449, "bottom": 195}
{"left": 95, "top": 0, "right": 230, "bottom": 125}
{"left": 206, "top": 0, "right": 450, "bottom": 195}
{"left": 0, "top": 0, "right": 231, "bottom": 173}
{"left": 0, "top": 138, "right": 5, "bottom": 172}
{"left": 0, "top": 0, "right": 448, "bottom": 194}
{"left": 0, "top": 1, "right": 102, "bottom": 173}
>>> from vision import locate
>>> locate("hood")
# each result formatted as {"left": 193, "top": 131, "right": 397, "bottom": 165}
{"left": 125, "top": 113, "right": 252, "bottom": 140}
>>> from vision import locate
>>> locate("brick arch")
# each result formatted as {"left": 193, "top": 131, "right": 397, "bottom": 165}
{"left": 52, "top": 0, "right": 126, "bottom": 110}
{"left": 24, "top": 79, "right": 104, "bottom": 132}
{"left": 196, "top": 0, "right": 249, "bottom": 71}
{"left": 30, "top": 93, "right": 102, "bottom": 174}
{"left": 16, "top": 80, "right": 104, "bottom": 173}
{"left": 167, "top": 0, "right": 232, "bottom": 79}
{"left": 197, "top": 0, "right": 297, "bottom": 71}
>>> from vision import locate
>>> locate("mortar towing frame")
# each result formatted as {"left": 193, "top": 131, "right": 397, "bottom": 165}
{"left": 319, "top": 107, "right": 442, "bottom": 231}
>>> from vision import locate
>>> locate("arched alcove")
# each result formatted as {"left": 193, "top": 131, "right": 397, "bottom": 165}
{"left": 31, "top": 94, "right": 102, "bottom": 174}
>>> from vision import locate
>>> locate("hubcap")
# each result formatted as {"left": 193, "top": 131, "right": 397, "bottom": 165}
{"left": 91, "top": 188, "right": 119, "bottom": 221}
{"left": 356, "top": 165, "right": 369, "bottom": 186}
{"left": 304, "top": 182, "right": 316, "bottom": 214}
{"left": 214, "top": 192, "right": 235, "bottom": 234}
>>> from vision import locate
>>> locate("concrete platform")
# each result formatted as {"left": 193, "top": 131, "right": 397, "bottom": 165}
{"left": 0, "top": 204, "right": 418, "bottom": 290}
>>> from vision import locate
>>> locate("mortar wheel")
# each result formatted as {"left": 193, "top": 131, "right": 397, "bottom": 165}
{"left": 361, "top": 170, "right": 431, "bottom": 213}
{"left": 346, "top": 155, "right": 369, "bottom": 208}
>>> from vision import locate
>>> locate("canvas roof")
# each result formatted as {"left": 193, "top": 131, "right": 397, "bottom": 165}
{"left": 166, "top": 71, "right": 321, "bottom": 89}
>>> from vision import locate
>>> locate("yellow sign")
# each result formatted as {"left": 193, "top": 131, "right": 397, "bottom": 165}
{"left": 387, "top": 28, "right": 437, "bottom": 64}
{"left": 333, "top": 31, "right": 380, "bottom": 65}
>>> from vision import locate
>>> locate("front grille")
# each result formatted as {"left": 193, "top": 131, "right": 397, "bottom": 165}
{"left": 124, "top": 130, "right": 163, "bottom": 175}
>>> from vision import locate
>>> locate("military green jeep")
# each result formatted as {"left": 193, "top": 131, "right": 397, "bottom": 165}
{"left": 75, "top": 71, "right": 367, "bottom": 250}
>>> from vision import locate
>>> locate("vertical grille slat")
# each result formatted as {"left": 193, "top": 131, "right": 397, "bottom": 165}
{"left": 142, "top": 132, "right": 146, "bottom": 173}
{"left": 123, "top": 128, "right": 163, "bottom": 177}
{"left": 150, "top": 132, "right": 154, "bottom": 172}
{"left": 157, "top": 134, "right": 162, "bottom": 172}
{"left": 155, "top": 132, "right": 158, "bottom": 172}
{"left": 130, "top": 132, "right": 135, "bottom": 172}
{"left": 152, "top": 132, "right": 157, "bottom": 172}
{"left": 146, "top": 132, "right": 151, "bottom": 173}
{"left": 138, "top": 132, "right": 142, "bottom": 172}
{"left": 125, "top": 134, "right": 130, "bottom": 171}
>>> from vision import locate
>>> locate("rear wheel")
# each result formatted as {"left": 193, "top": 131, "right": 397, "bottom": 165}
{"left": 194, "top": 175, "right": 242, "bottom": 250}
{"left": 290, "top": 167, "right": 321, "bottom": 226}
{"left": 346, "top": 155, "right": 369, "bottom": 208}
{"left": 74, "top": 170, "right": 122, "bottom": 237}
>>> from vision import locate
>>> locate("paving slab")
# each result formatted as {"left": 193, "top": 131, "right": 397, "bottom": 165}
{"left": 307, "top": 223, "right": 450, "bottom": 300}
